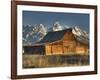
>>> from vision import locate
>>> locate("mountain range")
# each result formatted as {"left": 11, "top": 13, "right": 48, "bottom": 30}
{"left": 23, "top": 22, "right": 89, "bottom": 46}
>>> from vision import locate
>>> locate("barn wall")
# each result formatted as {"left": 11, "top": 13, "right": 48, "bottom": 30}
{"left": 76, "top": 46, "right": 86, "bottom": 54}
{"left": 45, "top": 32, "right": 89, "bottom": 55}
{"left": 75, "top": 42, "right": 88, "bottom": 55}
{"left": 62, "top": 32, "right": 76, "bottom": 54}
{"left": 45, "top": 45, "right": 52, "bottom": 55}
{"left": 63, "top": 32, "right": 89, "bottom": 55}
{"left": 52, "top": 44, "right": 63, "bottom": 55}
{"left": 63, "top": 32, "right": 75, "bottom": 41}
{"left": 45, "top": 42, "right": 64, "bottom": 55}
{"left": 63, "top": 41, "right": 76, "bottom": 54}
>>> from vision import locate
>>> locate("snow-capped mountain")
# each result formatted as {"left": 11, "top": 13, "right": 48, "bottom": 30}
{"left": 52, "top": 22, "right": 63, "bottom": 31}
{"left": 38, "top": 24, "right": 47, "bottom": 35}
{"left": 23, "top": 22, "right": 89, "bottom": 45}
{"left": 48, "top": 22, "right": 71, "bottom": 32}
{"left": 72, "top": 26, "right": 82, "bottom": 36}
{"left": 23, "top": 24, "right": 47, "bottom": 45}
{"left": 72, "top": 26, "right": 89, "bottom": 38}
{"left": 72, "top": 26, "right": 89, "bottom": 44}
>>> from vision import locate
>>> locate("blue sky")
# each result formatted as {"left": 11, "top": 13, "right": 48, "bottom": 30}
{"left": 23, "top": 11, "right": 90, "bottom": 32}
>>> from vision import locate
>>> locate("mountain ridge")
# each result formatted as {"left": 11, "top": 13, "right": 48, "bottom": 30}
{"left": 23, "top": 22, "right": 89, "bottom": 46}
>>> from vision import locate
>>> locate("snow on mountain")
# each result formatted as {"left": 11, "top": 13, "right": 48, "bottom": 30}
{"left": 23, "top": 24, "right": 47, "bottom": 45}
{"left": 72, "top": 26, "right": 89, "bottom": 37}
{"left": 48, "top": 22, "right": 72, "bottom": 32}
{"left": 72, "top": 26, "right": 82, "bottom": 36}
{"left": 37, "top": 24, "right": 47, "bottom": 35}
{"left": 72, "top": 26, "right": 89, "bottom": 44}
{"left": 48, "top": 21, "right": 63, "bottom": 32}
{"left": 23, "top": 22, "right": 89, "bottom": 45}
{"left": 53, "top": 22, "right": 63, "bottom": 31}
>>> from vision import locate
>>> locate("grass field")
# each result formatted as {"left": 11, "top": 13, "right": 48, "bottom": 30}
{"left": 23, "top": 54, "right": 89, "bottom": 68}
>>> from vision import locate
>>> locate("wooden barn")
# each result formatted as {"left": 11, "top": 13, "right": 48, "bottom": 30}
{"left": 23, "top": 28, "right": 89, "bottom": 55}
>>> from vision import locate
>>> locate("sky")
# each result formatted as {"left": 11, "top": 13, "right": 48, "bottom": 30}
{"left": 23, "top": 11, "right": 90, "bottom": 32}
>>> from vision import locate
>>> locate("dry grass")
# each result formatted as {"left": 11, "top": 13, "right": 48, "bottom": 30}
{"left": 23, "top": 54, "right": 89, "bottom": 68}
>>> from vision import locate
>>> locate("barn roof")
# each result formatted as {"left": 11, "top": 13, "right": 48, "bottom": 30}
{"left": 36, "top": 28, "right": 72, "bottom": 45}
